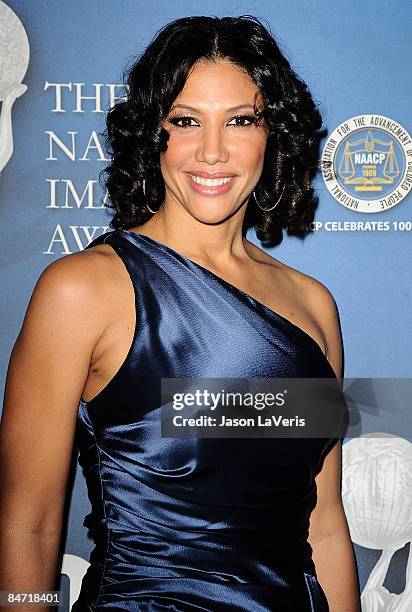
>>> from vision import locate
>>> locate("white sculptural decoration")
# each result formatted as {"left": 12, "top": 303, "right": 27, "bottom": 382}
{"left": 0, "top": 0, "right": 30, "bottom": 173}
{"left": 342, "top": 433, "right": 412, "bottom": 612}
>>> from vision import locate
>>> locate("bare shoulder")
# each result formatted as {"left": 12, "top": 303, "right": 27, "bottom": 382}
{"left": 246, "top": 240, "right": 343, "bottom": 376}
{"left": 282, "top": 259, "right": 339, "bottom": 323}
{"left": 246, "top": 239, "right": 338, "bottom": 313}
{"left": 22, "top": 243, "right": 126, "bottom": 352}
{"left": 34, "top": 243, "right": 121, "bottom": 303}
{"left": 279, "top": 260, "right": 342, "bottom": 376}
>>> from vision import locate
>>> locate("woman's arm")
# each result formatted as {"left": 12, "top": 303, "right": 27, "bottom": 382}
{"left": 307, "top": 281, "right": 361, "bottom": 612}
{"left": 309, "top": 441, "right": 360, "bottom": 612}
{"left": 0, "top": 252, "right": 107, "bottom": 611}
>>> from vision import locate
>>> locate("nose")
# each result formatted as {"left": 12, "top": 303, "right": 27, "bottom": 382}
{"left": 195, "top": 125, "right": 229, "bottom": 165}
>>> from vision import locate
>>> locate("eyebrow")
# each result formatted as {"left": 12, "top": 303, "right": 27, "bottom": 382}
{"left": 169, "top": 103, "right": 256, "bottom": 113}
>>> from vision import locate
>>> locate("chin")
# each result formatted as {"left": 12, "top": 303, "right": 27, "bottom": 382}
{"left": 188, "top": 195, "right": 244, "bottom": 217}
{"left": 186, "top": 204, "right": 237, "bottom": 224}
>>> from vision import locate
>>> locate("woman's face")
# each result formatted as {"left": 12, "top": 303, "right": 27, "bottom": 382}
{"left": 160, "top": 59, "right": 268, "bottom": 223}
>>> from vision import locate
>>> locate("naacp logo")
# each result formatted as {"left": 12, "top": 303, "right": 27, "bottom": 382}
{"left": 321, "top": 115, "right": 412, "bottom": 213}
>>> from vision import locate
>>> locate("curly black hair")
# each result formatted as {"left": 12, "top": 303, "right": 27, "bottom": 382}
{"left": 101, "top": 15, "right": 326, "bottom": 245}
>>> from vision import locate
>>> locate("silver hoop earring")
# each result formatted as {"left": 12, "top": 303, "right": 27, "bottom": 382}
{"left": 142, "top": 178, "right": 162, "bottom": 214}
{"left": 146, "top": 202, "right": 162, "bottom": 214}
{"left": 252, "top": 184, "right": 285, "bottom": 212}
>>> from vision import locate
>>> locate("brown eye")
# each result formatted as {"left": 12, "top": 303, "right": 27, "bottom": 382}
{"left": 228, "top": 115, "right": 256, "bottom": 127}
{"left": 168, "top": 116, "right": 198, "bottom": 128}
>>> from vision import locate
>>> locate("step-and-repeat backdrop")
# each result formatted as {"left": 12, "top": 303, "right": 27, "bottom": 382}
{"left": 1, "top": 1, "right": 411, "bottom": 610}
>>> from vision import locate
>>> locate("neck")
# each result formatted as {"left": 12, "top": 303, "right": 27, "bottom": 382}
{"left": 137, "top": 199, "right": 250, "bottom": 266}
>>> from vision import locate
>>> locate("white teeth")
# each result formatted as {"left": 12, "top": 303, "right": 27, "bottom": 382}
{"left": 190, "top": 174, "right": 233, "bottom": 187}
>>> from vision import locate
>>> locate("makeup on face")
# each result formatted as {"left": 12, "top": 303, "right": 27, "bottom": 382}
{"left": 159, "top": 60, "right": 268, "bottom": 212}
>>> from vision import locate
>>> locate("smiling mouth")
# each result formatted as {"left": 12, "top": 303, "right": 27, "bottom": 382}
{"left": 190, "top": 174, "right": 234, "bottom": 186}
{"left": 186, "top": 172, "right": 237, "bottom": 196}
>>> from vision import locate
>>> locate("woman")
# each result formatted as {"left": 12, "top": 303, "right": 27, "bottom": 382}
{"left": 0, "top": 15, "right": 360, "bottom": 612}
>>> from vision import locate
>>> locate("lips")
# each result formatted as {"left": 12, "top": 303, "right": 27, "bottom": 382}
{"left": 185, "top": 171, "right": 238, "bottom": 196}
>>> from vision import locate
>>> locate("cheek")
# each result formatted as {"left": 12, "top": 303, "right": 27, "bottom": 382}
{"left": 160, "top": 140, "right": 192, "bottom": 177}
{"left": 164, "top": 133, "right": 194, "bottom": 156}
{"left": 161, "top": 147, "right": 178, "bottom": 169}
{"left": 238, "top": 138, "right": 267, "bottom": 170}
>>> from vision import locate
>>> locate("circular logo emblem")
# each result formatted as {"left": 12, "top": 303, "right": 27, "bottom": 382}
{"left": 321, "top": 115, "right": 412, "bottom": 213}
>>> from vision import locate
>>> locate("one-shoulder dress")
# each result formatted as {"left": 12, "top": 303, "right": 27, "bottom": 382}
{"left": 72, "top": 229, "right": 336, "bottom": 611}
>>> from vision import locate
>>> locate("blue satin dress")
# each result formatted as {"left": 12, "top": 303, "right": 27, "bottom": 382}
{"left": 72, "top": 229, "right": 335, "bottom": 611}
